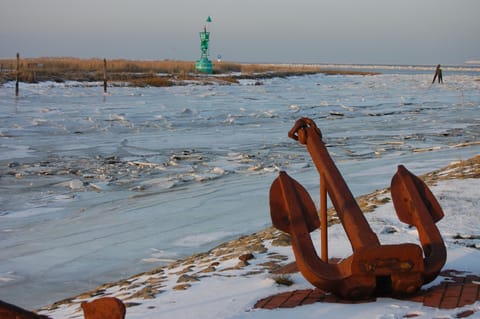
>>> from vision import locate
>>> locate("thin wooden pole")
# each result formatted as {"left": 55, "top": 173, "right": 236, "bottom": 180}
{"left": 15, "top": 52, "right": 20, "bottom": 96}
{"left": 103, "top": 58, "right": 107, "bottom": 94}
{"left": 320, "top": 173, "right": 328, "bottom": 262}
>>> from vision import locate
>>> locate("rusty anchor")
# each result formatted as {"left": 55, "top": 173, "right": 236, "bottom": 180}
{"left": 269, "top": 117, "right": 446, "bottom": 299}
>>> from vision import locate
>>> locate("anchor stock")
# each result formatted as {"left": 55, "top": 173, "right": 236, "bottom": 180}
{"left": 269, "top": 117, "right": 446, "bottom": 299}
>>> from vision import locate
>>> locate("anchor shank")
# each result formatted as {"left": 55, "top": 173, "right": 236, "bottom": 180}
{"left": 299, "top": 120, "right": 380, "bottom": 251}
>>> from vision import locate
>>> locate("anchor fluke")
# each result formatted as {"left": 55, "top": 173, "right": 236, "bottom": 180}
{"left": 391, "top": 164, "right": 446, "bottom": 284}
{"left": 391, "top": 165, "right": 444, "bottom": 225}
{"left": 270, "top": 171, "right": 319, "bottom": 233}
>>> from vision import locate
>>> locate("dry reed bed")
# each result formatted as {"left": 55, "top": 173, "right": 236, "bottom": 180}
{"left": 0, "top": 57, "right": 378, "bottom": 86}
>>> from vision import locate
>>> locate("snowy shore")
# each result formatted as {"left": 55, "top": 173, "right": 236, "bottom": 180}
{"left": 37, "top": 156, "right": 480, "bottom": 319}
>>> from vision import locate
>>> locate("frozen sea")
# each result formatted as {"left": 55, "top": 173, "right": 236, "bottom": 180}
{"left": 1, "top": 65, "right": 479, "bottom": 309}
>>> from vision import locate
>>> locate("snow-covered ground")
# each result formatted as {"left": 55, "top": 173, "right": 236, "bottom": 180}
{"left": 38, "top": 174, "right": 480, "bottom": 319}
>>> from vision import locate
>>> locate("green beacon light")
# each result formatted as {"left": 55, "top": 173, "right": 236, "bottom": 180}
{"left": 195, "top": 16, "right": 213, "bottom": 74}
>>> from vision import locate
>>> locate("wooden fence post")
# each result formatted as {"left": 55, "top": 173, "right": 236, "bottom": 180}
{"left": 15, "top": 52, "right": 20, "bottom": 96}
{"left": 103, "top": 58, "right": 107, "bottom": 93}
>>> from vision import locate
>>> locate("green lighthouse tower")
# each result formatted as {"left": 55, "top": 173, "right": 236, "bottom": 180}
{"left": 195, "top": 16, "right": 213, "bottom": 74}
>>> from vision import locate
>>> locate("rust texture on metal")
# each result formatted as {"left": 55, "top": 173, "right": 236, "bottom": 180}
{"left": 269, "top": 117, "right": 446, "bottom": 299}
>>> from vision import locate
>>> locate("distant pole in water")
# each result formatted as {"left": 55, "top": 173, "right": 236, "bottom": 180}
{"left": 432, "top": 64, "right": 443, "bottom": 84}
{"left": 15, "top": 52, "right": 20, "bottom": 96}
{"left": 103, "top": 58, "right": 108, "bottom": 94}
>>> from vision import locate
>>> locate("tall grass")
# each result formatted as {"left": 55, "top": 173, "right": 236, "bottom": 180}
{"left": 0, "top": 57, "right": 196, "bottom": 73}
{"left": 0, "top": 57, "right": 377, "bottom": 86}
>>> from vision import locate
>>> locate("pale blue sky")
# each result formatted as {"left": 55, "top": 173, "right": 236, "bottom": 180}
{"left": 1, "top": 0, "right": 479, "bottom": 65}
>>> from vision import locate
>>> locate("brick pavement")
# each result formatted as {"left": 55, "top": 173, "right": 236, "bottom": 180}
{"left": 254, "top": 265, "right": 479, "bottom": 317}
